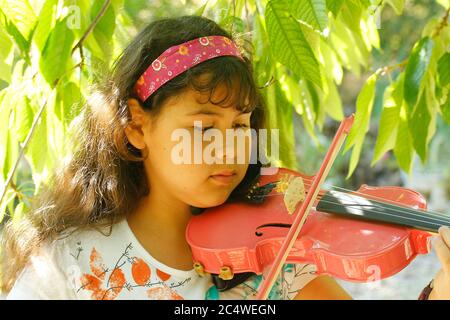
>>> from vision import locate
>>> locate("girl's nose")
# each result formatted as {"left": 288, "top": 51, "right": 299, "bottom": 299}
{"left": 213, "top": 140, "right": 236, "bottom": 162}
{"left": 212, "top": 129, "right": 251, "bottom": 164}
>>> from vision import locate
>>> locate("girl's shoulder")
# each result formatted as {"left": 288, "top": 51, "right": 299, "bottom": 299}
{"left": 7, "top": 219, "right": 128, "bottom": 299}
{"left": 56, "top": 219, "right": 121, "bottom": 250}
{"left": 50, "top": 218, "right": 129, "bottom": 267}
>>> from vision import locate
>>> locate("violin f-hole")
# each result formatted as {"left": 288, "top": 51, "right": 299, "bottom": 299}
{"left": 255, "top": 223, "right": 292, "bottom": 236}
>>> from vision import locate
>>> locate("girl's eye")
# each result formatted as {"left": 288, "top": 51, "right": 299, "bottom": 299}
{"left": 193, "top": 126, "right": 213, "bottom": 132}
{"left": 193, "top": 124, "right": 250, "bottom": 132}
{"left": 234, "top": 123, "right": 250, "bottom": 129}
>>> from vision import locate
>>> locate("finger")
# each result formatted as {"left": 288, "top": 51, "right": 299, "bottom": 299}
{"left": 433, "top": 236, "right": 450, "bottom": 275}
{"left": 438, "top": 226, "right": 450, "bottom": 248}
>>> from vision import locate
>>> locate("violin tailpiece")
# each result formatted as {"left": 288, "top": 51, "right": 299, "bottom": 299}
{"left": 212, "top": 272, "right": 256, "bottom": 292}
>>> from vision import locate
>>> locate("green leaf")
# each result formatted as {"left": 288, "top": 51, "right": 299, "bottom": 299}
{"left": 1, "top": 89, "right": 19, "bottom": 181}
{"left": 345, "top": 73, "right": 377, "bottom": 178}
{"left": 274, "top": 81, "right": 297, "bottom": 169}
{"left": 385, "top": 0, "right": 405, "bottom": 14}
{"left": 25, "top": 107, "right": 48, "bottom": 180}
{"left": 339, "top": 0, "right": 363, "bottom": 34}
{"left": 0, "top": 188, "right": 15, "bottom": 224}
{"left": 0, "top": 59, "right": 11, "bottom": 84}
{"left": 437, "top": 52, "right": 450, "bottom": 87}
{"left": 0, "top": 0, "right": 37, "bottom": 41}
{"left": 290, "top": 0, "right": 328, "bottom": 32}
{"left": 441, "top": 93, "right": 450, "bottom": 124}
{"left": 55, "top": 81, "right": 82, "bottom": 126}
{"left": 329, "top": 16, "right": 364, "bottom": 76}
{"left": 2, "top": 127, "right": 19, "bottom": 181}
{"left": 345, "top": 74, "right": 378, "bottom": 151}
{"left": 0, "top": 10, "right": 31, "bottom": 62}
{"left": 285, "top": 74, "right": 319, "bottom": 143}
{"left": 265, "top": 0, "right": 322, "bottom": 88}
{"left": 371, "top": 76, "right": 404, "bottom": 165}
{"left": 408, "top": 90, "right": 431, "bottom": 163}
{"left": 262, "top": 66, "right": 297, "bottom": 169}
{"left": 0, "top": 26, "right": 12, "bottom": 82}
{"left": 322, "top": 76, "right": 343, "bottom": 121}
{"left": 12, "top": 201, "right": 24, "bottom": 222}
{"left": 0, "top": 89, "right": 9, "bottom": 153}
{"left": 15, "top": 96, "right": 34, "bottom": 143}
{"left": 222, "top": 16, "right": 246, "bottom": 34}
{"left": 404, "top": 37, "right": 434, "bottom": 112}
{"left": 347, "top": 137, "right": 363, "bottom": 179}
{"left": 318, "top": 37, "right": 343, "bottom": 84}
{"left": 39, "top": 17, "right": 75, "bottom": 87}
{"left": 393, "top": 106, "right": 414, "bottom": 173}
{"left": 91, "top": 0, "right": 116, "bottom": 62}
{"left": 33, "top": 0, "right": 58, "bottom": 52}
{"left": 357, "top": 0, "right": 371, "bottom": 8}
{"left": 25, "top": 110, "right": 50, "bottom": 194}
{"left": 305, "top": 80, "right": 320, "bottom": 121}
{"left": 194, "top": 0, "right": 210, "bottom": 16}
{"left": 326, "top": 0, "right": 344, "bottom": 16}
{"left": 91, "top": 1, "right": 116, "bottom": 37}
{"left": 360, "top": 10, "right": 380, "bottom": 50}
{"left": 0, "top": 25, "right": 13, "bottom": 61}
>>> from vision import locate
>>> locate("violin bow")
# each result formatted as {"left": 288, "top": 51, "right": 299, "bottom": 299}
{"left": 255, "top": 114, "right": 355, "bottom": 300}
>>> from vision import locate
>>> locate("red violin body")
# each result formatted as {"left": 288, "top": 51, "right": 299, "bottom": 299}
{"left": 186, "top": 167, "right": 435, "bottom": 282}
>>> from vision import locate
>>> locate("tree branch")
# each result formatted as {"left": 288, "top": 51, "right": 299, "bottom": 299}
{"left": 0, "top": 61, "right": 83, "bottom": 211}
{"left": 0, "top": 96, "right": 49, "bottom": 209}
{"left": 376, "top": 59, "right": 408, "bottom": 76}
{"left": 71, "top": 0, "right": 112, "bottom": 59}
{"left": 1, "top": 2, "right": 113, "bottom": 213}
{"left": 432, "top": 5, "right": 450, "bottom": 38}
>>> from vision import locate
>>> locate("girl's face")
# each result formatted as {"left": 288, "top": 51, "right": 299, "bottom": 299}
{"left": 126, "top": 82, "right": 253, "bottom": 208}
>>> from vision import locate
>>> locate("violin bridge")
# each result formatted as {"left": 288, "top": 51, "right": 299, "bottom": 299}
{"left": 218, "top": 266, "right": 234, "bottom": 280}
{"left": 276, "top": 174, "right": 306, "bottom": 215}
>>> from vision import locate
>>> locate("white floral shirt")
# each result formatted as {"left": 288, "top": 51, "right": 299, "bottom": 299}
{"left": 7, "top": 218, "right": 317, "bottom": 300}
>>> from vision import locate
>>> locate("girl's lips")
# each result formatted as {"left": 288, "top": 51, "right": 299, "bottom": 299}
{"left": 209, "top": 173, "right": 237, "bottom": 185}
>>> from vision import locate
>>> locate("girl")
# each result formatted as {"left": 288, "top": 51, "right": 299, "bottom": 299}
{"left": 1, "top": 15, "right": 449, "bottom": 300}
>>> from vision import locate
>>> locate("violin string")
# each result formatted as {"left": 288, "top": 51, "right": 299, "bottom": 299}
{"left": 310, "top": 198, "right": 450, "bottom": 229}
{"left": 257, "top": 180, "right": 450, "bottom": 224}
{"left": 270, "top": 175, "right": 450, "bottom": 220}
{"left": 261, "top": 189, "right": 450, "bottom": 226}
{"left": 296, "top": 175, "right": 450, "bottom": 218}
{"left": 270, "top": 180, "right": 450, "bottom": 223}
{"left": 322, "top": 184, "right": 450, "bottom": 220}
{"left": 258, "top": 190, "right": 450, "bottom": 229}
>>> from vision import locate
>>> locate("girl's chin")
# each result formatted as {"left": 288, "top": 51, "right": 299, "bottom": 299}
{"left": 189, "top": 192, "right": 232, "bottom": 209}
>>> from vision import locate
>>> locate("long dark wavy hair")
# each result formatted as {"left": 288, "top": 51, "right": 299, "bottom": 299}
{"left": 0, "top": 15, "right": 268, "bottom": 293}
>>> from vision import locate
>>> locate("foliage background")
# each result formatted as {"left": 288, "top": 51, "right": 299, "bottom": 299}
{"left": 0, "top": 0, "right": 449, "bottom": 299}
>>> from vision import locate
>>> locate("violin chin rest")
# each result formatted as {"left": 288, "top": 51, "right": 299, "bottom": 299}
{"left": 211, "top": 272, "right": 256, "bottom": 292}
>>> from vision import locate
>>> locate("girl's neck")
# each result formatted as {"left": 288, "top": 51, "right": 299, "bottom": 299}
{"left": 125, "top": 185, "right": 195, "bottom": 271}
{"left": 132, "top": 189, "right": 191, "bottom": 235}
{"left": 127, "top": 183, "right": 192, "bottom": 241}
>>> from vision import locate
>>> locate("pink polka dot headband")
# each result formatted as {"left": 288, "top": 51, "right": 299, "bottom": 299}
{"left": 133, "top": 35, "right": 245, "bottom": 102}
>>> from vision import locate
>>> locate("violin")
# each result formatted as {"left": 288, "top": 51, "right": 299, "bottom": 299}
{"left": 185, "top": 115, "right": 450, "bottom": 299}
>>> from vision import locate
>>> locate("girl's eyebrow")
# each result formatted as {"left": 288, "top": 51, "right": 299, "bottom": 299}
{"left": 187, "top": 107, "right": 250, "bottom": 116}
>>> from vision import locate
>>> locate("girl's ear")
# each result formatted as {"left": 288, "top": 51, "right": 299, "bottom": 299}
{"left": 125, "top": 98, "right": 148, "bottom": 150}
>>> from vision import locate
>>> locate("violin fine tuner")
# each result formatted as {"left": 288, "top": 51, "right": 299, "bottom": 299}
{"left": 245, "top": 182, "right": 260, "bottom": 200}
{"left": 219, "top": 266, "right": 234, "bottom": 280}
